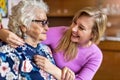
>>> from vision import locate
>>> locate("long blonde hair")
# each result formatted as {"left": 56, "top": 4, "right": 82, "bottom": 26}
{"left": 55, "top": 7, "right": 107, "bottom": 61}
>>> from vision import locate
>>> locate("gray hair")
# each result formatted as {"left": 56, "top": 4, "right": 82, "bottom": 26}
{"left": 8, "top": 0, "right": 49, "bottom": 37}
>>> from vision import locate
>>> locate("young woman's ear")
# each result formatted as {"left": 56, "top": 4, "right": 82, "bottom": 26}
{"left": 90, "top": 32, "right": 94, "bottom": 41}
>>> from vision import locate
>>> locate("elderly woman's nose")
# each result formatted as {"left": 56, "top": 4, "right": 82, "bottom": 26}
{"left": 44, "top": 25, "right": 49, "bottom": 31}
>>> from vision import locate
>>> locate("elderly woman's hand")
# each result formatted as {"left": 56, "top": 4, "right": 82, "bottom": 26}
{"left": 34, "top": 55, "right": 54, "bottom": 73}
{"left": 0, "top": 29, "right": 24, "bottom": 48}
{"left": 62, "top": 67, "right": 75, "bottom": 80}
{"left": 34, "top": 55, "right": 62, "bottom": 80}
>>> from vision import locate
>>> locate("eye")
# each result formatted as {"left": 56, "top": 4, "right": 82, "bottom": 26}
{"left": 32, "top": 20, "right": 49, "bottom": 27}
{"left": 73, "top": 20, "right": 77, "bottom": 25}
{"left": 78, "top": 25, "right": 86, "bottom": 31}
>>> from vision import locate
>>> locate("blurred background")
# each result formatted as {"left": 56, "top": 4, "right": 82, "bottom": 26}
{"left": 1, "top": 0, "right": 120, "bottom": 80}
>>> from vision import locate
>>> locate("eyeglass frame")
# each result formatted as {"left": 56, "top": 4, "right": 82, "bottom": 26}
{"left": 32, "top": 20, "right": 49, "bottom": 26}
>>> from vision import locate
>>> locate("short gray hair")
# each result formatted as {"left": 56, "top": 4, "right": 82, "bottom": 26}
{"left": 8, "top": 0, "right": 49, "bottom": 37}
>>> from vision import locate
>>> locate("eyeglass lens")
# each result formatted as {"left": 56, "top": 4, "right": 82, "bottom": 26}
{"left": 32, "top": 20, "right": 49, "bottom": 26}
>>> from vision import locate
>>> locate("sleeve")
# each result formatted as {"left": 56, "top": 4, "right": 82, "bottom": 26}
{"left": 75, "top": 52, "right": 103, "bottom": 80}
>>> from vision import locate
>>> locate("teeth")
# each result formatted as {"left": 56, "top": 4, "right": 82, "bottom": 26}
{"left": 72, "top": 34, "right": 78, "bottom": 37}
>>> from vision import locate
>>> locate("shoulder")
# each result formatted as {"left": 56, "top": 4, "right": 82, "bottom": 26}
{"left": 38, "top": 43, "right": 55, "bottom": 64}
{"left": 78, "top": 44, "right": 103, "bottom": 60}
{"left": 0, "top": 42, "right": 15, "bottom": 53}
{"left": 88, "top": 44, "right": 103, "bottom": 61}
{"left": 38, "top": 43, "right": 52, "bottom": 55}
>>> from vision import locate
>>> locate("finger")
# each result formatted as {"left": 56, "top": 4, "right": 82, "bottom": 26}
{"left": 37, "top": 62, "right": 44, "bottom": 69}
{"left": 7, "top": 33, "right": 24, "bottom": 44}
{"left": 8, "top": 41, "right": 20, "bottom": 47}
{"left": 62, "top": 67, "right": 75, "bottom": 80}
{"left": 34, "top": 58, "right": 44, "bottom": 67}
{"left": 34, "top": 55, "right": 46, "bottom": 60}
{"left": 9, "top": 37, "right": 24, "bottom": 45}
{"left": 34, "top": 58, "right": 44, "bottom": 65}
{"left": 64, "top": 70, "right": 71, "bottom": 80}
{"left": 68, "top": 70, "right": 75, "bottom": 80}
{"left": 7, "top": 39, "right": 24, "bottom": 47}
{"left": 8, "top": 44, "right": 19, "bottom": 48}
{"left": 62, "top": 67, "right": 67, "bottom": 80}
{"left": 66, "top": 69, "right": 75, "bottom": 80}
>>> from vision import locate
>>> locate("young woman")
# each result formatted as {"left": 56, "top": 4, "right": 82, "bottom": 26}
{"left": 34, "top": 7, "right": 107, "bottom": 80}
{"left": 0, "top": 7, "right": 107, "bottom": 80}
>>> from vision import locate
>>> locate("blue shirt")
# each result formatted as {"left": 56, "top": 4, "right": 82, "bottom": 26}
{"left": 0, "top": 41, "right": 56, "bottom": 80}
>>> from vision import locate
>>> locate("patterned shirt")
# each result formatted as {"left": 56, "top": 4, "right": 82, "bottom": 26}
{"left": 0, "top": 41, "right": 56, "bottom": 80}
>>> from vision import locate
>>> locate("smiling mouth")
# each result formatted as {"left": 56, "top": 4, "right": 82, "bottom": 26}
{"left": 72, "top": 33, "right": 79, "bottom": 37}
{"left": 71, "top": 35, "right": 80, "bottom": 39}
{"left": 42, "top": 32, "right": 46, "bottom": 34}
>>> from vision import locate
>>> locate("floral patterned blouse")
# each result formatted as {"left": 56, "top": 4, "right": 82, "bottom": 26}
{"left": 0, "top": 41, "right": 56, "bottom": 80}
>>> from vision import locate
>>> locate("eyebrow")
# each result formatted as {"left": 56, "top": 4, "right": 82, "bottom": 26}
{"left": 32, "top": 20, "right": 46, "bottom": 22}
{"left": 79, "top": 24, "right": 86, "bottom": 30}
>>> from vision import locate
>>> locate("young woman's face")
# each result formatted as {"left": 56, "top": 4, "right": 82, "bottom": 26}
{"left": 27, "top": 9, "right": 49, "bottom": 42}
{"left": 71, "top": 15, "right": 94, "bottom": 46}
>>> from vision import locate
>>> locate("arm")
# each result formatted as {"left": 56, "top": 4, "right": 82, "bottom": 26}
{"left": 0, "top": 29, "right": 24, "bottom": 47}
{"left": 62, "top": 67, "right": 75, "bottom": 80}
{"left": 34, "top": 55, "right": 75, "bottom": 80}
{"left": 75, "top": 52, "right": 103, "bottom": 80}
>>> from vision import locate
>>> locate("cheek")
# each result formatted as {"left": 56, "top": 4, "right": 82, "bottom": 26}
{"left": 30, "top": 23, "right": 42, "bottom": 34}
{"left": 34, "top": 29, "right": 41, "bottom": 34}
{"left": 27, "top": 28, "right": 42, "bottom": 38}
{"left": 32, "top": 28, "right": 41, "bottom": 35}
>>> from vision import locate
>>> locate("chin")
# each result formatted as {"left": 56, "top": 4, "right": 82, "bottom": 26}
{"left": 71, "top": 37, "right": 78, "bottom": 43}
{"left": 41, "top": 37, "right": 47, "bottom": 41}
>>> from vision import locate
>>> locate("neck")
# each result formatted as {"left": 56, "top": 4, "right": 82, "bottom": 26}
{"left": 79, "top": 41, "right": 92, "bottom": 48}
{"left": 24, "top": 37, "right": 40, "bottom": 48}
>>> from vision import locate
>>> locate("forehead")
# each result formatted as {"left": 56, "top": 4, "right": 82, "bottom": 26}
{"left": 77, "top": 16, "right": 94, "bottom": 28}
{"left": 34, "top": 8, "right": 47, "bottom": 19}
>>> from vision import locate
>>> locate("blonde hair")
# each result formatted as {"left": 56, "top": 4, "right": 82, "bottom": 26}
{"left": 55, "top": 7, "right": 107, "bottom": 61}
{"left": 8, "top": 0, "right": 48, "bottom": 38}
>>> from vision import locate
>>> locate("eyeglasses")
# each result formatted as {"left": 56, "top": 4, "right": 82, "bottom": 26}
{"left": 32, "top": 20, "right": 49, "bottom": 26}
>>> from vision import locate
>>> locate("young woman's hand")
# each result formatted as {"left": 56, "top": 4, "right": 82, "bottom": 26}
{"left": 62, "top": 67, "right": 75, "bottom": 80}
{"left": 0, "top": 29, "right": 24, "bottom": 48}
{"left": 34, "top": 55, "right": 62, "bottom": 80}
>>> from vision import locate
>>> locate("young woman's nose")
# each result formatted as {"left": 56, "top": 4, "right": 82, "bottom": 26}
{"left": 72, "top": 25, "right": 78, "bottom": 32}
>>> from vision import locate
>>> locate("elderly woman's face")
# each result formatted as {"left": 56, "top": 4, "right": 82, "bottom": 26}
{"left": 27, "top": 9, "right": 49, "bottom": 42}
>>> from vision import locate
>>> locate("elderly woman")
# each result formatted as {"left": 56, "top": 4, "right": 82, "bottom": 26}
{"left": 0, "top": 0, "right": 62, "bottom": 80}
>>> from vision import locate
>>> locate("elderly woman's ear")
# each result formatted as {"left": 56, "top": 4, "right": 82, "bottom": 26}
{"left": 20, "top": 26, "right": 27, "bottom": 33}
{"left": 20, "top": 26, "right": 27, "bottom": 39}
